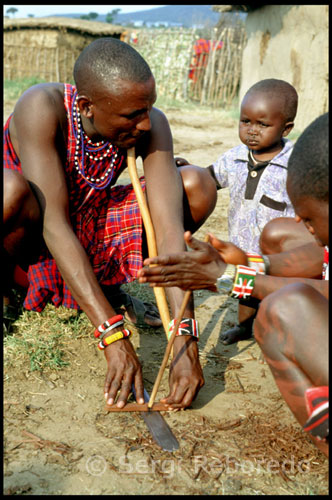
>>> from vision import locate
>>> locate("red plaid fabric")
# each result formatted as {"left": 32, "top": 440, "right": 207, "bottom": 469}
{"left": 3, "top": 84, "right": 145, "bottom": 311}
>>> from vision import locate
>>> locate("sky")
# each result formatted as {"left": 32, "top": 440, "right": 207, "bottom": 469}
{"left": 4, "top": 4, "right": 166, "bottom": 18}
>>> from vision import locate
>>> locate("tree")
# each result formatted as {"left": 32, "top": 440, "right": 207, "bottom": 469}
{"left": 28, "top": 14, "right": 35, "bottom": 18}
{"left": 88, "top": 12, "right": 99, "bottom": 20}
{"left": 6, "top": 7, "right": 18, "bottom": 17}
{"left": 106, "top": 8, "right": 121, "bottom": 24}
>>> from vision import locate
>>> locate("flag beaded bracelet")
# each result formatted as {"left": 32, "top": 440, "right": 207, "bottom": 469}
{"left": 216, "top": 264, "right": 257, "bottom": 300}
{"left": 167, "top": 318, "right": 199, "bottom": 341}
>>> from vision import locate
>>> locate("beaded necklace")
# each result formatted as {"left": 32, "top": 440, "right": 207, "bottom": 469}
{"left": 71, "top": 92, "right": 118, "bottom": 190}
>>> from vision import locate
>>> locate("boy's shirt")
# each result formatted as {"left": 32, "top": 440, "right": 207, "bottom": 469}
{"left": 211, "top": 138, "right": 295, "bottom": 253}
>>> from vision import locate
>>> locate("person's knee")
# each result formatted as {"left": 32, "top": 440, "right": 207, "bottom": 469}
{"left": 4, "top": 170, "right": 31, "bottom": 215}
{"left": 260, "top": 217, "right": 315, "bottom": 254}
{"left": 179, "top": 165, "right": 217, "bottom": 230}
{"left": 254, "top": 283, "right": 317, "bottom": 347}
{"left": 259, "top": 217, "right": 290, "bottom": 254}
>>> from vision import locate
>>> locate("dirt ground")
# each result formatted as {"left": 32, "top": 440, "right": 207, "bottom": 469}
{"left": 3, "top": 103, "right": 328, "bottom": 495}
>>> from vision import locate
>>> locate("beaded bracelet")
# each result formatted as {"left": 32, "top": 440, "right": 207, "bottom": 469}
{"left": 230, "top": 265, "right": 257, "bottom": 300}
{"left": 94, "top": 314, "right": 124, "bottom": 338}
{"left": 246, "top": 252, "right": 265, "bottom": 274}
{"left": 98, "top": 328, "right": 132, "bottom": 350}
{"left": 167, "top": 318, "right": 199, "bottom": 341}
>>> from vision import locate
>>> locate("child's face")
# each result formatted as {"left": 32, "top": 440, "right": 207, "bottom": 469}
{"left": 239, "top": 92, "right": 293, "bottom": 153}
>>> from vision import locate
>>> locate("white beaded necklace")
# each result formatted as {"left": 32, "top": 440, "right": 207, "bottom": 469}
{"left": 72, "top": 94, "right": 118, "bottom": 189}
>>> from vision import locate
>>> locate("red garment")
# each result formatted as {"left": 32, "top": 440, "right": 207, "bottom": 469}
{"left": 3, "top": 84, "right": 145, "bottom": 311}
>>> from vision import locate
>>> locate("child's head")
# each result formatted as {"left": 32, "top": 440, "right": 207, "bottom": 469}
{"left": 239, "top": 79, "right": 298, "bottom": 154}
{"left": 287, "top": 112, "right": 328, "bottom": 247}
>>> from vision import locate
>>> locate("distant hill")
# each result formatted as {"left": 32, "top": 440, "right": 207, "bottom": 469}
{"left": 52, "top": 5, "right": 221, "bottom": 28}
{"left": 113, "top": 5, "right": 220, "bottom": 28}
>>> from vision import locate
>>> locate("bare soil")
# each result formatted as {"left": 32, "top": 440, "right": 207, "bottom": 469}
{"left": 3, "top": 104, "right": 328, "bottom": 495}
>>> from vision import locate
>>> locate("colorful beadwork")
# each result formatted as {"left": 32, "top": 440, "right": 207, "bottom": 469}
{"left": 167, "top": 318, "right": 199, "bottom": 341}
{"left": 230, "top": 265, "right": 257, "bottom": 300}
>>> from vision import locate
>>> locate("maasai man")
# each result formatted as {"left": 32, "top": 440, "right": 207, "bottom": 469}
{"left": 3, "top": 38, "right": 217, "bottom": 409}
{"left": 139, "top": 113, "right": 329, "bottom": 455}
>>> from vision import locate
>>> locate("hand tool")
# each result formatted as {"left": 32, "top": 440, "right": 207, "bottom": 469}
{"left": 114, "top": 147, "right": 179, "bottom": 451}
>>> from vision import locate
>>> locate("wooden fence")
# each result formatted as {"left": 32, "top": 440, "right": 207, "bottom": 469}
{"left": 132, "top": 26, "right": 246, "bottom": 108}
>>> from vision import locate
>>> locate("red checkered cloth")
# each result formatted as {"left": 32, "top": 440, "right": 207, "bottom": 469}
{"left": 3, "top": 84, "right": 145, "bottom": 311}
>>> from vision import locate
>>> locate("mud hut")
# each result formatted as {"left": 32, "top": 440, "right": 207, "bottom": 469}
{"left": 213, "top": 5, "right": 329, "bottom": 132}
{"left": 4, "top": 17, "right": 128, "bottom": 83}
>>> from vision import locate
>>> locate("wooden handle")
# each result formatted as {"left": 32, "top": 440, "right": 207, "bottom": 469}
{"left": 127, "top": 148, "right": 171, "bottom": 335}
{"left": 148, "top": 290, "right": 192, "bottom": 408}
{"left": 147, "top": 234, "right": 209, "bottom": 409}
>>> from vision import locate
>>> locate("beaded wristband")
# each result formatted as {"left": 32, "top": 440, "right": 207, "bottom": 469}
{"left": 94, "top": 314, "right": 124, "bottom": 338}
{"left": 246, "top": 252, "right": 266, "bottom": 274}
{"left": 98, "top": 328, "right": 132, "bottom": 350}
{"left": 167, "top": 318, "right": 199, "bottom": 341}
{"left": 230, "top": 265, "right": 257, "bottom": 300}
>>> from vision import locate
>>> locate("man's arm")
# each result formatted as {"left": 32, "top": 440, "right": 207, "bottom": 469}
{"left": 13, "top": 85, "right": 144, "bottom": 407}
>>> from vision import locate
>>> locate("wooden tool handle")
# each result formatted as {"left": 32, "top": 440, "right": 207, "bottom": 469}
{"left": 148, "top": 290, "right": 192, "bottom": 408}
{"left": 127, "top": 148, "right": 171, "bottom": 335}
{"left": 147, "top": 234, "right": 210, "bottom": 409}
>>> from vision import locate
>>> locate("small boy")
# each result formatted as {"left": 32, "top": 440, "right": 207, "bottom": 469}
{"left": 176, "top": 79, "right": 298, "bottom": 344}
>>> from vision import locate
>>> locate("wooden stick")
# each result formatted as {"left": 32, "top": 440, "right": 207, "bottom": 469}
{"left": 148, "top": 290, "right": 192, "bottom": 409}
{"left": 147, "top": 234, "right": 210, "bottom": 409}
{"left": 127, "top": 148, "right": 171, "bottom": 335}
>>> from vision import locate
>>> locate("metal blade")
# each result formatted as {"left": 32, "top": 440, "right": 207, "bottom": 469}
{"left": 132, "top": 386, "right": 179, "bottom": 452}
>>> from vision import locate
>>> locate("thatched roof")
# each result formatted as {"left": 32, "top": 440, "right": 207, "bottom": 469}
{"left": 3, "top": 16, "right": 126, "bottom": 36}
{"left": 213, "top": 5, "right": 262, "bottom": 13}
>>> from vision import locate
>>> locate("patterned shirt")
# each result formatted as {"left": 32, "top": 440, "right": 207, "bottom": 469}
{"left": 211, "top": 139, "right": 295, "bottom": 253}
{"left": 3, "top": 84, "right": 145, "bottom": 311}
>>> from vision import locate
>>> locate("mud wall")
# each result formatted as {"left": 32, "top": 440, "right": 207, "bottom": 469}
{"left": 239, "top": 5, "right": 328, "bottom": 132}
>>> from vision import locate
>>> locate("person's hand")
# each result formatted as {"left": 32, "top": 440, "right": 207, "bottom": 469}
{"left": 161, "top": 336, "right": 204, "bottom": 409}
{"left": 103, "top": 338, "right": 144, "bottom": 408}
{"left": 138, "top": 231, "right": 226, "bottom": 291}
{"left": 208, "top": 233, "right": 248, "bottom": 265}
{"left": 174, "top": 156, "right": 190, "bottom": 167}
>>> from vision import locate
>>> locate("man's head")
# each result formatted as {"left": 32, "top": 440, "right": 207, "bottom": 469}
{"left": 239, "top": 79, "right": 298, "bottom": 154}
{"left": 74, "top": 37, "right": 153, "bottom": 95}
{"left": 73, "top": 38, "right": 157, "bottom": 148}
{"left": 287, "top": 112, "right": 329, "bottom": 247}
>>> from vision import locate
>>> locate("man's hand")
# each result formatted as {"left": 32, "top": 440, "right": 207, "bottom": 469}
{"left": 103, "top": 339, "right": 144, "bottom": 408}
{"left": 161, "top": 336, "right": 204, "bottom": 409}
{"left": 208, "top": 233, "right": 248, "bottom": 265}
{"left": 138, "top": 231, "right": 226, "bottom": 291}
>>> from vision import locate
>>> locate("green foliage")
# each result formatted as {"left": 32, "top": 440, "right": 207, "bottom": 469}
{"left": 4, "top": 77, "right": 47, "bottom": 101}
{"left": 106, "top": 8, "right": 121, "bottom": 24}
{"left": 3, "top": 306, "right": 91, "bottom": 373}
{"left": 6, "top": 7, "right": 18, "bottom": 17}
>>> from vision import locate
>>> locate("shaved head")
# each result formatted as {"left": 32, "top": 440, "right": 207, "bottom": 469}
{"left": 73, "top": 37, "right": 153, "bottom": 97}
{"left": 245, "top": 79, "right": 298, "bottom": 122}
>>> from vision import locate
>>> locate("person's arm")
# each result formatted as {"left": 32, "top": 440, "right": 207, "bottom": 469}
{"left": 138, "top": 232, "right": 328, "bottom": 300}
{"left": 138, "top": 108, "right": 204, "bottom": 408}
{"left": 14, "top": 85, "right": 144, "bottom": 407}
{"left": 266, "top": 243, "right": 324, "bottom": 278}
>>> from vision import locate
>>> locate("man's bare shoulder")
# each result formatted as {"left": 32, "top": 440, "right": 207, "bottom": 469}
{"left": 10, "top": 83, "right": 67, "bottom": 150}
{"left": 13, "top": 83, "right": 66, "bottom": 126}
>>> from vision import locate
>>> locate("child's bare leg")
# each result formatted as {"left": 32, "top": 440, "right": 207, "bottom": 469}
{"left": 254, "top": 282, "right": 328, "bottom": 456}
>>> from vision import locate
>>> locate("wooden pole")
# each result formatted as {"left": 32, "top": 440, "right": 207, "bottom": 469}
{"left": 127, "top": 148, "right": 171, "bottom": 335}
